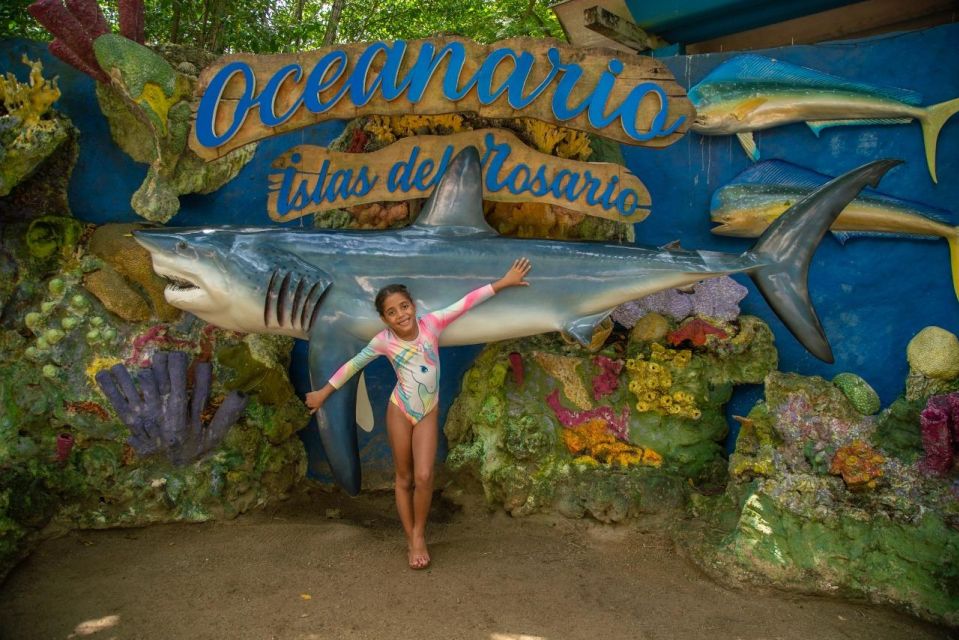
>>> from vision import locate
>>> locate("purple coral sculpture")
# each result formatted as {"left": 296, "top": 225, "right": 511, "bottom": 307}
{"left": 96, "top": 351, "right": 248, "bottom": 466}
{"left": 611, "top": 276, "right": 748, "bottom": 328}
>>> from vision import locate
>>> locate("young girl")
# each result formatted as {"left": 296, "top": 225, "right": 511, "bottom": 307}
{"left": 305, "top": 257, "right": 532, "bottom": 569}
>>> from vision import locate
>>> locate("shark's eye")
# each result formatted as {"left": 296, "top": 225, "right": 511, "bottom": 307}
{"left": 174, "top": 240, "right": 197, "bottom": 259}
{"left": 420, "top": 366, "right": 428, "bottom": 373}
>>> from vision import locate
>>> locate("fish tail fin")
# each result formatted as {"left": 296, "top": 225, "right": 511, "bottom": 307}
{"left": 746, "top": 159, "right": 902, "bottom": 363}
{"left": 920, "top": 97, "right": 959, "bottom": 183}
{"left": 948, "top": 230, "right": 959, "bottom": 303}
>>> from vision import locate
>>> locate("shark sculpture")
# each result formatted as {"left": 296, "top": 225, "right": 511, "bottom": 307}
{"left": 135, "top": 148, "right": 899, "bottom": 495}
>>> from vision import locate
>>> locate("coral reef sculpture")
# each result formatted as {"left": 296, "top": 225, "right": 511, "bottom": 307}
{"left": 96, "top": 351, "right": 248, "bottom": 465}
{"left": 666, "top": 317, "right": 729, "bottom": 348}
{"left": 0, "top": 57, "right": 74, "bottom": 199}
{"left": 546, "top": 389, "right": 630, "bottom": 440}
{"left": 612, "top": 276, "right": 748, "bottom": 327}
{"left": 533, "top": 351, "right": 593, "bottom": 410}
{"left": 562, "top": 418, "right": 662, "bottom": 468}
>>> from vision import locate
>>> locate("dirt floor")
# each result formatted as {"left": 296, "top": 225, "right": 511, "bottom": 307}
{"left": 0, "top": 489, "right": 954, "bottom": 640}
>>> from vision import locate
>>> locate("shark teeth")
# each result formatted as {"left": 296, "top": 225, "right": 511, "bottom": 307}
{"left": 162, "top": 274, "right": 199, "bottom": 291}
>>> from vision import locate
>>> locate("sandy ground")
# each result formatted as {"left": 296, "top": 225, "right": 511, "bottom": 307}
{"left": 0, "top": 489, "right": 953, "bottom": 640}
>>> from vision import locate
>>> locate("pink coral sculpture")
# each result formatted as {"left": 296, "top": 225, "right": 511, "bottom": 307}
{"left": 919, "top": 392, "right": 959, "bottom": 477}
{"left": 919, "top": 405, "right": 952, "bottom": 477}
{"left": 546, "top": 389, "right": 630, "bottom": 440}
{"left": 591, "top": 355, "right": 623, "bottom": 400}
{"left": 508, "top": 352, "right": 524, "bottom": 388}
{"left": 28, "top": 0, "right": 146, "bottom": 82}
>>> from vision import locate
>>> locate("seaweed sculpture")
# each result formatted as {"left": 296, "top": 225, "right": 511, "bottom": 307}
{"left": 96, "top": 350, "right": 248, "bottom": 465}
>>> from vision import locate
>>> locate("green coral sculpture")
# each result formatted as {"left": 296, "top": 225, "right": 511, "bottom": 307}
{"left": 92, "top": 36, "right": 255, "bottom": 223}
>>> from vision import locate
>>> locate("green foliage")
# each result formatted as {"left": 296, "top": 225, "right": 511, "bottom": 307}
{"left": 7, "top": 0, "right": 564, "bottom": 53}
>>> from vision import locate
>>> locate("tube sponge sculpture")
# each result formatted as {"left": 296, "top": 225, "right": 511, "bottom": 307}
{"left": 96, "top": 350, "right": 248, "bottom": 465}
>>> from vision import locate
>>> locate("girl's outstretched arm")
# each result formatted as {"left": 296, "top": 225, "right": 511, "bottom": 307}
{"left": 492, "top": 257, "right": 532, "bottom": 292}
{"left": 305, "top": 339, "right": 382, "bottom": 414}
{"left": 429, "top": 258, "right": 533, "bottom": 330}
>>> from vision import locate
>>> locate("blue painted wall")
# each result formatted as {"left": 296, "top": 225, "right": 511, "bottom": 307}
{"left": 4, "top": 23, "right": 957, "bottom": 480}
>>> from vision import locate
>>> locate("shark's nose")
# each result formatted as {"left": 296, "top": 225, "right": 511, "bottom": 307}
{"left": 133, "top": 230, "right": 183, "bottom": 255}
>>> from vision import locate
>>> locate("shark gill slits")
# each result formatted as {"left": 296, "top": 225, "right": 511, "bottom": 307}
{"left": 277, "top": 272, "right": 294, "bottom": 326}
{"left": 290, "top": 278, "right": 307, "bottom": 327}
{"left": 307, "top": 286, "right": 330, "bottom": 331}
{"left": 264, "top": 269, "right": 281, "bottom": 327}
{"left": 299, "top": 282, "right": 322, "bottom": 329}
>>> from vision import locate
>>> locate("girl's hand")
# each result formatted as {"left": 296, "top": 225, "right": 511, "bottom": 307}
{"left": 305, "top": 384, "right": 334, "bottom": 415}
{"left": 493, "top": 257, "right": 532, "bottom": 292}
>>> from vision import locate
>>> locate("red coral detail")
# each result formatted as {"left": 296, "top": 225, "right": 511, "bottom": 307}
{"left": 28, "top": 0, "right": 109, "bottom": 82}
{"left": 126, "top": 324, "right": 196, "bottom": 367}
{"left": 919, "top": 392, "right": 959, "bottom": 477}
{"left": 591, "top": 355, "right": 623, "bottom": 400}
{"left": 65, "top": 400, "right": 110, "bottom": 420}
{"left": 508, "top": 352, "right": 524, "bottom": 387}
{"left": 118, "top": 0, "right": 145, "bottom": 43}
{"left": 346, "top": 128, "right": 369, "bottom": 153}
{"left": 55, "top": 433, "right": 74, "bottom": 462}
{"left": 666, "top": 317, "right": 728, "bottom": 347}
{"left": 546, "top": 389, "right": 629, "bottom": 440}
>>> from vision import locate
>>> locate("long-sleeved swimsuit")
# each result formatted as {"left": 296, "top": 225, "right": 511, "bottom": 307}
{"left": 328, "top": 284, "right": 496, "bottom": 424}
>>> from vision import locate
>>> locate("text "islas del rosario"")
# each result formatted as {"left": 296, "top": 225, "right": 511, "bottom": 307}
{"left": 192, "top": 38, "right": 692, "bottom": 158}
{"left": 267, "top": 131, "right": 652, "bottom": 224}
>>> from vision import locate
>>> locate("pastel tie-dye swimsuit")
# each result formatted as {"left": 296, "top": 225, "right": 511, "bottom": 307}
{"left": 328, "top": 284, "right": 496, "bottom": 424}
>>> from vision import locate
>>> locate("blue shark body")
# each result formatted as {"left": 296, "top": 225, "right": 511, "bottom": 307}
{"left": 135, "top": 148, "right": 899, "bottom": 494}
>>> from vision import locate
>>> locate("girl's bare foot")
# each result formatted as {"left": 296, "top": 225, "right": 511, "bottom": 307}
{"left": 409, "top": 535, "right": 430, "bottom": 570}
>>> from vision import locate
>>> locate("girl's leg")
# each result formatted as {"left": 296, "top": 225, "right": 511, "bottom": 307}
{"left": 385, "top": 401, "right": 415, "bottom": 558}
{"left": 410, "top": 408, "right": 439, "bottom": 569}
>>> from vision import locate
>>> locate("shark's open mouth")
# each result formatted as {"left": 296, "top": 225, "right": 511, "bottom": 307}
{"left": 161, "top": 274, "right": 200, "bottom": 292}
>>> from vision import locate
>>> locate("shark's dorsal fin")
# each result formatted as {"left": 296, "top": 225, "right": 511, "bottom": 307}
{"left": 411, "top": 146, "right": 498, "bottom": 238}
{"left": 562, "top": 311, "right": 613, "bottom": 348}
{"left": 660, "top": 240, "right": 683, "bottom": 251}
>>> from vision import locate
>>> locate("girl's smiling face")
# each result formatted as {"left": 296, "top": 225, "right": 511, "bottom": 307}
{"left": 379, "top": 292, "right": 417, "bottom": 339}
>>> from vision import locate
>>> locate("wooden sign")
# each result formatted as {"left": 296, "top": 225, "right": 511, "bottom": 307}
{"left": 267, "top": 129, "right": 651, "bottom": 223}
{"left": 192, "top": 37, "right": 693, "bottom": 160}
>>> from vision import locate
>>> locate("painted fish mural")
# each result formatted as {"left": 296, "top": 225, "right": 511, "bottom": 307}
{"left": 134, "top": 148, "right": 898, "bottom": 495}
{"left": 689, "top": 54, "right": 959, "bottom": 182}
{"left": 711, "top": 160, "right": 959, "bottom": 301}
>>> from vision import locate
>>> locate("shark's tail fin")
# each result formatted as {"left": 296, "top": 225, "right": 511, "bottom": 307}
{"left": 920, "top": 97, "right": 959, "bottom": 183}
{"left": 746, "top": 159, "right": 902, "bottom": 363}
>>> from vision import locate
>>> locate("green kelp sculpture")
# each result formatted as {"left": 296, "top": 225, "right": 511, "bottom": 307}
{"left": 92, "top": 36, "right": 255, "bottom": 222}
{"left": 690, "top": 369, "right": 959, "bottom": 626}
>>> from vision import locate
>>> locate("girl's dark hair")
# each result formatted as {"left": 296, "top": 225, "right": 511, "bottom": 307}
{"left": 374, "top": 284, "right": 412, "bottom": 315}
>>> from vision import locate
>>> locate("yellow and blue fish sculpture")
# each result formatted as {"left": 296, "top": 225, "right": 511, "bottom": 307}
{"left": 689, "top": 54, "right": 959, "bottom": 182}
{"left": 711, "top": 160, "right": 959, "bottom": 301}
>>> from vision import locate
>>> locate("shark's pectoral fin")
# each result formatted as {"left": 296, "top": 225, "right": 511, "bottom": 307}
{"left": 308, "top": 335, "right": 367, "bottom": 495}
{"left": 356, "top": 373, "right": 374, "bottom": 433}
{"left": 562, "top": 311, "right": 613, "bottom": 348}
